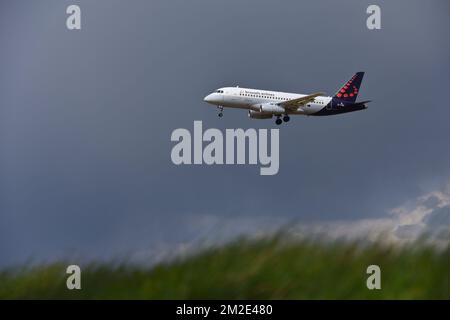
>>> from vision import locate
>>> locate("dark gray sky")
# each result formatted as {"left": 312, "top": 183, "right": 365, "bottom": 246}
{"left": 1, "top": 0, "right": 449, "bottom": 266}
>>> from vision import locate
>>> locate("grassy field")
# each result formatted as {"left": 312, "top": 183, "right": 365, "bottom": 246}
{"left": 1, "top": 236, "right": 449, "bottom": 299}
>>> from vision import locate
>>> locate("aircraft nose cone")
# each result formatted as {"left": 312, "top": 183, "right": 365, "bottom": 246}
{"left": 203, "top": 94, "right": 213, "bottom": 103}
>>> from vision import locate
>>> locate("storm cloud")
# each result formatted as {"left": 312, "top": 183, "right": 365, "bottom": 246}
{"left": 1, "top": 0, "right": 449, "bottom": 266}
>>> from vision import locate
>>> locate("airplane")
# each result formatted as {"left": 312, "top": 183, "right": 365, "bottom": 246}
{"left": 203, "top": 72, "right": 371, "bottom": 125}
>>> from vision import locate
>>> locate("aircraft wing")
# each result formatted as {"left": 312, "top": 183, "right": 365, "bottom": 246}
{"left": 278, "top": 92, "right": 325, "bottom": 110}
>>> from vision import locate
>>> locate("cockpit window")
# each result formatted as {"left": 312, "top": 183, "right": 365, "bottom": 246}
{"left": 216, "top": 90, "right": 224, "bottom": 93}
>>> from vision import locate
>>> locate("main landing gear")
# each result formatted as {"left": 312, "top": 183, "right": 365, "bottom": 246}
{"left": 217, "top": 106, "right": 224, "bottom": 117}
{"left": 275, "top": 115, "right": 290, "bottom": 125}
{"left": 275, "top": 117, "right": 282, "bottom": 125}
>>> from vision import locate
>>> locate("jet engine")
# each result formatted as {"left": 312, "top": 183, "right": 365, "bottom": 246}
{"left": 259, "top": 103, "right": 285, "bottom": 114}
{"left": 248, "top": 110, "right": 273, "bottom": 119}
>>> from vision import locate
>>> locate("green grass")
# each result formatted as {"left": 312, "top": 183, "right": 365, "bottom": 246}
{"left": 1, "top": 236, "right": 449, "bottom": 299}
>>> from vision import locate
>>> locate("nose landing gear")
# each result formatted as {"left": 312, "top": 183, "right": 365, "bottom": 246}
{"left": 217, "top": 106, "right": 224, "bottom": 117}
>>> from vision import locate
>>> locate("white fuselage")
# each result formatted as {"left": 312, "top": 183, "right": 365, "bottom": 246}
{"left": 204, "top": 87, "right": 333, "bottom": 115}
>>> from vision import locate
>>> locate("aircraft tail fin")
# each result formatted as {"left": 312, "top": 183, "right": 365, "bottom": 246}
{"left": 334, "top": 72, "right": 365, "bottom": 103}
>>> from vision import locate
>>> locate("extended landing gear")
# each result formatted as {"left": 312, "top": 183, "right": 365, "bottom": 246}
{"left": 275, "top": 116, "right": 282, "bottom": 125}
{"left": 217, "top": 106, "right": 224, "bottom": 117}
{"left": 275, "top": 115, "right": 290, "bottom": 125}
